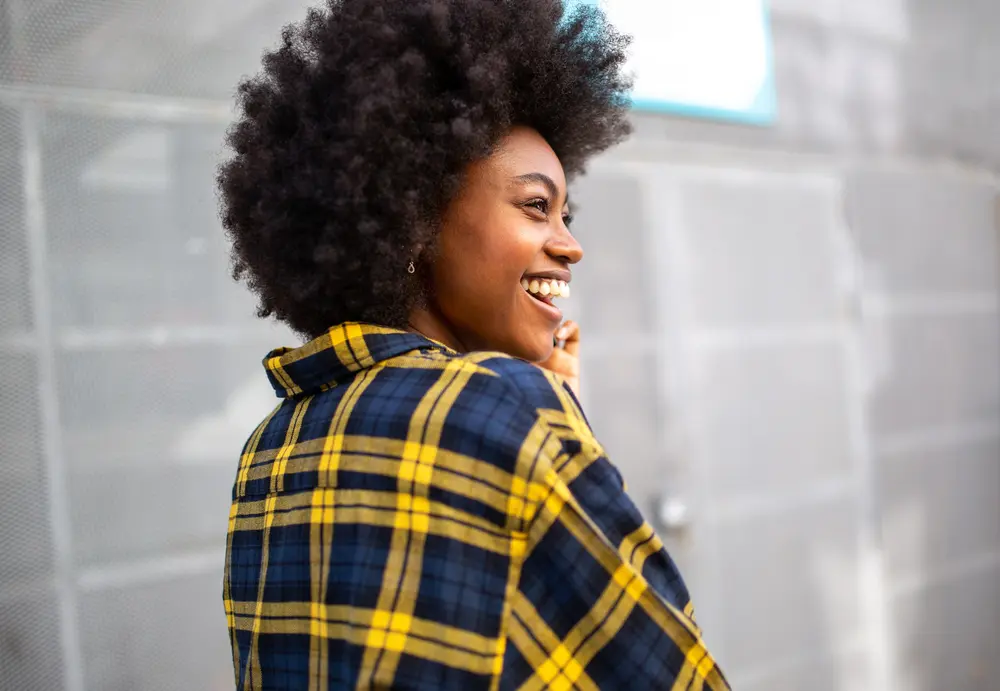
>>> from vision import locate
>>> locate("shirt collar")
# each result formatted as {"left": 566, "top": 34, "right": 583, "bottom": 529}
{"left": 263, "top": 322, "right": 451, "bottom": 398}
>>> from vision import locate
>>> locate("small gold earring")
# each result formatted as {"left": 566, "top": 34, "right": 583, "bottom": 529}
{"left": 407, "top": 260, "right": 416, "bottom": 274}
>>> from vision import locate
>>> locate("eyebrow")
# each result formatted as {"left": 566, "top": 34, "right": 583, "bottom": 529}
{"left": 511, "top": 172, "right": 570, "bottom": 208}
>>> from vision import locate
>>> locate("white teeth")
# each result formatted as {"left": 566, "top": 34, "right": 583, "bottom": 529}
{"left": 522, "top": 278, "right": 571, "bottom": 299}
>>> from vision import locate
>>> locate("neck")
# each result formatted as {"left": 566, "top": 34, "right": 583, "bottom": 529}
{"left": 407, "top": 304, "right": 468, "bottom": 353}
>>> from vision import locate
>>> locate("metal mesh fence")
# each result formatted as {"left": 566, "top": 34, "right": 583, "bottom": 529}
{"left": 1, "top": 0, "right": 316, "bottom": 99}
{"left": 1, "top": 1, "right": 304, "bottom": 688}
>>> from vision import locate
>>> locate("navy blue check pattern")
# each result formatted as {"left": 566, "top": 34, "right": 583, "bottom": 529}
{"left": 224, "top": 322, "right": 728, "bottom": 689}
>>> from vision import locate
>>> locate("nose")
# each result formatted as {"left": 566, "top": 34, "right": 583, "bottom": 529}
{"left": 546, "top": 222, "right": 584, "bottom": 265}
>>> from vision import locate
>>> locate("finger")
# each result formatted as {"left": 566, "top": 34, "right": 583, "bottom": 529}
{"left": 555, "top": 320, "right": 577, "bottom": 343}
{"left": 559, "top": 320, "right": 580, "bottom": 358}
{"left": 545, "top": 349, "right": 579, "bottom": 377}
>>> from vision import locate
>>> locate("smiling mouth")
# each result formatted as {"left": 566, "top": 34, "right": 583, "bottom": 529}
{"left": 520, "top": 277, "right": 571, "bottom": 305}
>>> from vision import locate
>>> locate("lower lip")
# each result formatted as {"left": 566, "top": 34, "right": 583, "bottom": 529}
{"left": 524, "top": 289, "right": 563, "bottom": 322}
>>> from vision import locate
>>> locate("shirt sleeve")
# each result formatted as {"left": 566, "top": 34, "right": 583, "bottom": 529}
{"left": 500, "top": 425, "right": 731, "bottom": 691}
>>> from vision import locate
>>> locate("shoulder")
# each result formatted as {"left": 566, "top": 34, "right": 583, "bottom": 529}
{"left": 373, "top": 348, "right": 576, "bottom": 531}
{"left": 428, "top": 349, "right": 586, "bottom": 425}
{"left": 379, "top": 346, "right": 597, "bottom": 460}
{"left": 466, "top": 352, "right": 564, "bottom": 405}
{"left": 444, "top": 350, "right": 596, "bottom": 447}
{"left": 380, "top": 345, "right": 564, "bottom": 434}
{"left": 386, "top": 346, "right": 565, "bottom": 407}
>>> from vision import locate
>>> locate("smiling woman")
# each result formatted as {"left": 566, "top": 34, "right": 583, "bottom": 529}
{"left": 411, "top": 127, "right": 582, "bottom": 363}
{"left": 217, "top": 1, "right": 728, "bottom": 689}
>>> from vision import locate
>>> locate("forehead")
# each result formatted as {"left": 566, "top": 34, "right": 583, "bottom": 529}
{"left": 491, "top": 127, "right": 567, "bottom": 190}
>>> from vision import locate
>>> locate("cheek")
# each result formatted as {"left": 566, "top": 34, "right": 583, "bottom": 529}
{"left": 442, "top": 222, "right": 538, "bottom": 297}
{"left": 486, "top": 222, "right": 541, "bottom": 276}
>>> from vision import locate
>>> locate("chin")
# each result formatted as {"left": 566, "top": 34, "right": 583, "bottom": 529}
{"left": 478, "top": 321, "right": 554, "bottom": 363}
{"left": 509, "top": 333, "right": 554, "bottom": 364}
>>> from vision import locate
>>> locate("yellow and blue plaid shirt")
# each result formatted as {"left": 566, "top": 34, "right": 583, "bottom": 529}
{"left": 224, "top": 322, "right": 728, "bottom": 690}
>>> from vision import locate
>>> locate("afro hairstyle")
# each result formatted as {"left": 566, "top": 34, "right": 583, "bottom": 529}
{"left": 217, "top": 0, "right": 632, "bottom": 338}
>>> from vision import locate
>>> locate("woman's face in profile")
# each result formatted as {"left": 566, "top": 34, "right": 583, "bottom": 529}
{"left": 424, "top": 126, "right": 583, "bottom": 362}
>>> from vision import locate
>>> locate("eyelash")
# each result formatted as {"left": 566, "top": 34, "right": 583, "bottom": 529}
{"left": 525, "top": 199, "right": 574, "bottom": 227}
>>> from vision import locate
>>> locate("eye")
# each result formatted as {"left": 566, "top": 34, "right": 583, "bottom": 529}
{"left": 525, "top": 198, "right": 549, "bottom": 214}
{"left": 562, "top": 213, "right": 574, "bottom": 227}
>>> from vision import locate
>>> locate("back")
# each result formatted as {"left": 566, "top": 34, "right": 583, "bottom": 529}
{"left": 224, "top": 322, "right": 727, "bottom": 690}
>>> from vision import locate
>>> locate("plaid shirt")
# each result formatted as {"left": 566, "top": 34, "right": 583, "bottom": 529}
{"left": 224, "top": 322, "right": 728, "bottom": 690}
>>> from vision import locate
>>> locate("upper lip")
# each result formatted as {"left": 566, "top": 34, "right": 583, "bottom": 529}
{"left": 523, "top": 269, "right": 572, "bottom": 284}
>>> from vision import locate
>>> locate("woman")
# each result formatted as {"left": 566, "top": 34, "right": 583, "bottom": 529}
{"left": 218, "top": 1, "right": 728, "bottom": 688}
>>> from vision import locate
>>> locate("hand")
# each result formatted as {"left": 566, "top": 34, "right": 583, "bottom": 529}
{"left": 537, "top": 320, "right": 580, "bottom": 399}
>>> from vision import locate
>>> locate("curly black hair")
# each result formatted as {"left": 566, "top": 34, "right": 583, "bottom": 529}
{"left": 218, "top": 0, "right": 632, "bottom": 338}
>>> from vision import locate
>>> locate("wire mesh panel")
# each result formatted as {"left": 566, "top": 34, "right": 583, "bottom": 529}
{"left": 37, "top": 111, "right": 287, "bottom": 689}
{"left": 78, "top": 572, "right": 237, "bottom": 691}
{"left": 1, "top": 0, "right": 314, "bottom": 99}
{"left": 0, "top": 590, "right": 66, "bottom": 691}
{"left": 0, "top": 86, "right": 65, "bottom": 691}
{"left": 0, "top": 353, "right": 52, "bottom": 584}
{"left": 58, "top": 345, "right": 270, "bottom": 568}
{"left": 0, "top": 105, "right": 41, "bottom": 475}
{"left": 2, "top": 2, "right": 302, "bottom": 689}
{"left": 0, "top": 105, "right": 31, "bottom": 338}
{"left": 40, "top": 115, "right": 253, "bottom": 331}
